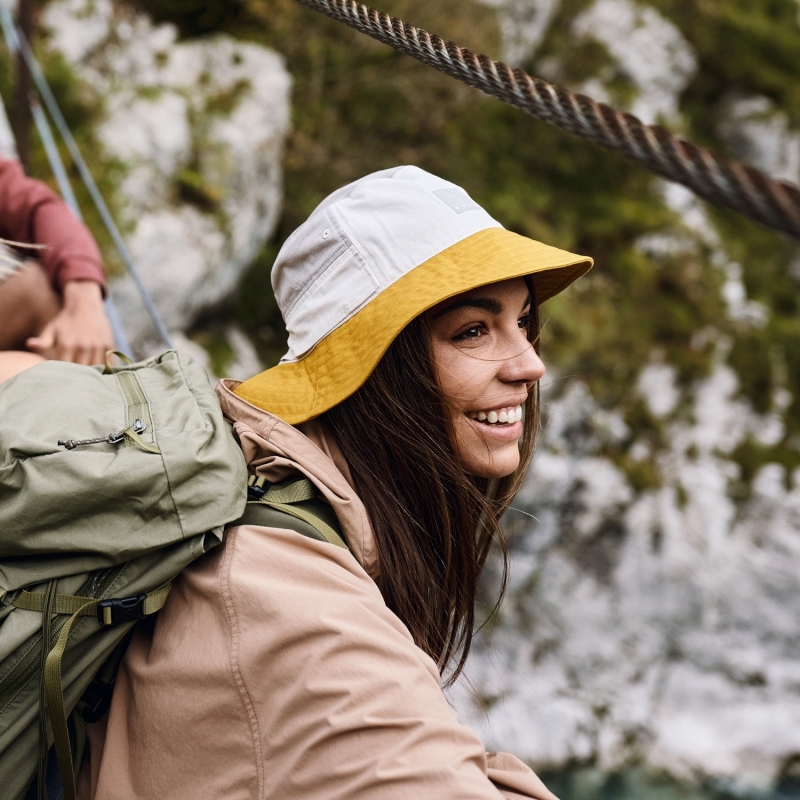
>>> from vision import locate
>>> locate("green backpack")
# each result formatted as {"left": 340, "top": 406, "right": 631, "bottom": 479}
{"left": 0, "top": 349, "right": 348, "bottom": 800}
{"left": 0, "top": 350, "right": 246, "bottom": 800}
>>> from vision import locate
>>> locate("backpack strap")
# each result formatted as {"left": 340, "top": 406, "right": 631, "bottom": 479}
{"left": 231, "top": 475, "right": 349, "bottom": 551}
{"left": 12, "top": 586, "right": 171, "bottom": 624}
{"left": 12, "top": 585, "right": 171, "bottom": 800}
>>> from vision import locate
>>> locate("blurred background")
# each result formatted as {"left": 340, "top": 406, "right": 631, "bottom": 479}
{"left": 2, "top": 0, "right": 800, "bottom": 797}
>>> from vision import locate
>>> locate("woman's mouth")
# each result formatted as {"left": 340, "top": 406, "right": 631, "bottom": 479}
{"left": 466, "top": 405, "right": 523, "bottom": 425}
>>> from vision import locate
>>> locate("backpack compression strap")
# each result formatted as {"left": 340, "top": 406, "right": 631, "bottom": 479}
{"left": 233, "top": 475, "right": 349, "bottom": 551}
{"left": 11, "top": 585, "right": 171, "bottom": 800}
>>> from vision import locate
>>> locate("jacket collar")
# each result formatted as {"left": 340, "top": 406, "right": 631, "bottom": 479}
{"left": 216, "top": 380, "right": 380, "bottom": 580}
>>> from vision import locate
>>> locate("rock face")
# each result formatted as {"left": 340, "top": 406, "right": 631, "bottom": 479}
{"left": 458, "top": 367, "right": 800, "bottom": 791}
{"left": 42, "top": 0, "right": 291, "bottom": 362}
{"left": 455, "top": 0, "right": 800, "bottom": 795}
{"left": 476, "top": 0, "right": 560, "bottom": 66}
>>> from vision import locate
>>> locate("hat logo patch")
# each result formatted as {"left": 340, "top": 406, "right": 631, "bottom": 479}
{"left": 433, "top": 187, "right": 481, "bottom": 214}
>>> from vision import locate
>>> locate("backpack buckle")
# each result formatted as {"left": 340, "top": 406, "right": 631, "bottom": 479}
{"left": 97, "top": 594, "right": 147, "bottom": 625}
{"left": 247, "top": 475, "right": 270, "bottom": 500}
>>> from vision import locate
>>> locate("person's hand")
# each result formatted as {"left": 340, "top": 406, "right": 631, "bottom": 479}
{"left": 26, "top": 280, "right": 114, "bottom": 365}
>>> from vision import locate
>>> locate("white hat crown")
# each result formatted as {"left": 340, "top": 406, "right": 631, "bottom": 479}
{"left": 272, "top": 165, "right": 502, "bottom": 362}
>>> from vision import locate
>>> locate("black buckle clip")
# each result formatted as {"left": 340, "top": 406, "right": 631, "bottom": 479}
{"left": 247, "top": 478, "right": 270, "bottom": 500}
{"left": 98, "top": 594, "right": 147, "bottom": 625}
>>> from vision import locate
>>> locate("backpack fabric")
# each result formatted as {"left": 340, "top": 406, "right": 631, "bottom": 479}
{"left": 0, "top": 350, "right": 248, "bottom": 800}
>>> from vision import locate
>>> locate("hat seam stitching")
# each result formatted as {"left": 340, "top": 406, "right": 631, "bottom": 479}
{"left": 283, "top": 249, "right": 381, "bottom": 363}
{"left": 279, "top": 210, "right": 353, "bottom": 319}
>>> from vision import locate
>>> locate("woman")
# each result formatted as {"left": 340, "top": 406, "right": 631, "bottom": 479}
{"left": 64, "top": 165, "right": 590, "bottom": 799}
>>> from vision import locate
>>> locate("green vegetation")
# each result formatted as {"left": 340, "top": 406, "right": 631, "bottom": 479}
{"left": 192, "top": 328, "right": 235, "bottom": 377}
{"left": 11, "top": 0, "right": 798, "bottom": 496}
{"left": 648, "top": 0, "right": 800, "bottom": 133}
{"left": 174, "top": 166, "right": 223, "bottom": 212}
{"left": 205, "top": 76, "right": 251, "bottom": 116}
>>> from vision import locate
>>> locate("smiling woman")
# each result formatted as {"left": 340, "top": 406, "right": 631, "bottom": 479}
{"left": 82, "top": 166, "right": 591, "bottom": 800}
{"left": 318, "top": 274, "right": 544, "bottom": 686}
{"left": 430, "top": 277, "right": 544, "bottom": 479}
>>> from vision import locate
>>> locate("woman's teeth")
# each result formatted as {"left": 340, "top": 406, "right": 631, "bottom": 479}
{"left": 467, "top": 406, "right": 523, "bottom": 424}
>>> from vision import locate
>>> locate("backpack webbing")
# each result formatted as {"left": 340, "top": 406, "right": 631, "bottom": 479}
{"left": 234, "top": 475, "right": 349, "bottom": 550}
{"left": 13, "top": 585, "right": 171, "bottom": 800}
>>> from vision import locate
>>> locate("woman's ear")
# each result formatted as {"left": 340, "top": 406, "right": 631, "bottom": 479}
{"left": 0, "top": 351, "right": 45, "bottom": 384}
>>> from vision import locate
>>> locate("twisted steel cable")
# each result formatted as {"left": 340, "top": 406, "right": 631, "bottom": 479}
{"left": 294, "top": 0, "right": 800, "bottom": 241}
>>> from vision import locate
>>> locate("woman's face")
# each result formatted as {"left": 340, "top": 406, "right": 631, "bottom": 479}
{"left": 429, "top": 277, "right": 544, "bottom": 479}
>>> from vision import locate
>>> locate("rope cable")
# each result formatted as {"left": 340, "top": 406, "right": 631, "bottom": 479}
{"left": 29, "top": 98, "right": 132, "bottom": 355}
{"left": 294, "top": 0, "right": 800, "bottom": 241}
{"left": 0, "top": 6, "right": 173, "bottom": 348}
{"left": 30, "top": 100, "right": 79, "bottom": 213}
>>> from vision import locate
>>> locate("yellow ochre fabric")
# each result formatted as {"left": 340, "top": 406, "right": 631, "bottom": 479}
{"left": 235, "top": 227, "right": 592, "bottom": 423}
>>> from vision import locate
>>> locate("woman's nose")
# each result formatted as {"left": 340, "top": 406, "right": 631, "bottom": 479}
{"left": 499, "top": 338, "right": 545, "bottom": 386}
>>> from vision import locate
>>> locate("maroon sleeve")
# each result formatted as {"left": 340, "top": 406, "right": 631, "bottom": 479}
{"left": 0, "top": 157, "right": 106, "bottom": 294}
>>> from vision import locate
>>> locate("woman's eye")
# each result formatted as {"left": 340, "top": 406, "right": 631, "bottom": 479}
{"left": 454, "top": 325, "right": 486, "bottom": 340}
{"left": 518, "top": 313, "right": 531, "bottom": 330}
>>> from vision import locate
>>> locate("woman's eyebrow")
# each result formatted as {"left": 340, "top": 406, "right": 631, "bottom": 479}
{"left": 434, "top": 296, "right": 503, "bottom": 318}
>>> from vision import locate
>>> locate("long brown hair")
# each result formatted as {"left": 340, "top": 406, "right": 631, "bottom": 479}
{"left": 321, "top": 286, "right": 540, "bottom": 686}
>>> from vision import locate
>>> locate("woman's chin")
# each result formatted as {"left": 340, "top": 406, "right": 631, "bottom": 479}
{"left": 456, "top": 418, "right": 522, "bottom": 478}
{"left": 462, "top": 447, "right": 521, "bottom": 480}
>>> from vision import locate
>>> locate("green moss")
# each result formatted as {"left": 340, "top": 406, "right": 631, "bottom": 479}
{"left": 708, "top": 205, "right": 800, "bottom": 438}
{"left": 205, "top": 77, "right": 251, "bottom": 116}
{"left": 136, "top": 85, "right": 163, "bottom": 100}
{"left": 174, "top": 167, "right": 222, "bottom": 212}
{"left": 614, "top": 456, "right": 664, "bottom": 492}
{"left": 614, "top": 454, "right": 663, "bottom": 493}
{"left": 0, "top": 45, "right": 13, "bottom": 103}
{"left": 727, "top": 331, "right": 774, "bottom": 415}
{"left": 727, "top": 439, "right": 800, "bottom": 502}
{"left": 193, "top": 329, "right": 235, "bottom": 377}
{"left": 600, "top": 400, "right": 667, "bottom": 492}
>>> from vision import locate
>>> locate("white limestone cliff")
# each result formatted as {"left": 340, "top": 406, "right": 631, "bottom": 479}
{"left": 41, "top": 0, "right": 290, "bottom": 370}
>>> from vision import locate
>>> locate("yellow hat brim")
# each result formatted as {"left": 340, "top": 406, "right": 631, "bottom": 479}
{"left": 235, "top": 227, "right": 592, "bottom": 423}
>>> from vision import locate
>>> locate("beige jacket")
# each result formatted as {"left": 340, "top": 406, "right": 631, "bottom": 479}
{"left": 79, "top": 381, "right": 557, "bottom": 800}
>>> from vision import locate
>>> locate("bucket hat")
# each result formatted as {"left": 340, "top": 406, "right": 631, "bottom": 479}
{"left": 235, "top": 165, "right": 592, "bottom": 423}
